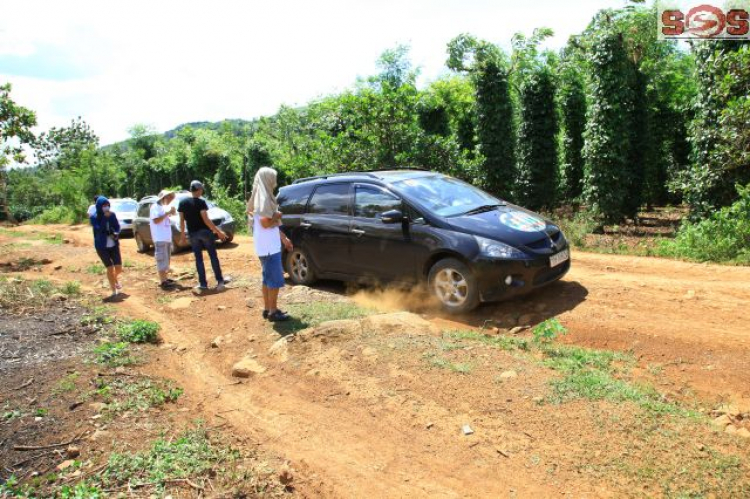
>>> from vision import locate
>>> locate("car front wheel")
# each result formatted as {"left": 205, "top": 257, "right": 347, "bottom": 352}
{"left": 428, "top": 258, "right": 480, "bottom": 314}
{"left": 287, "top": 248, "right": 317, "bottom": 285}
{"left": 135, "top": 232, "right": 149, "bottom": 253}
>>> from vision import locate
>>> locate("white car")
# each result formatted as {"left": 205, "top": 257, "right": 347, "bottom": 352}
{"left": 108, "top": 198, "right": 138, "bottom": 236}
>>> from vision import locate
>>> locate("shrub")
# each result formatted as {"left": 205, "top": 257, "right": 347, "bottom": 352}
{"left": 657, "top": 183, "right": 750, "bottom": 263}
{"left": 30, "top": 205, "right": 80, "bottom": 224}
{"left": 555, "top": 210, "right": 597, "bottom": 248}
{"left": 117, "top": 320, "right": 160, "bottom": 344}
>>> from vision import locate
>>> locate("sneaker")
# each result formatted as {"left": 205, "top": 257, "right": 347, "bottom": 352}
{"left": 192, "top": 286, "right": 208, "bottom": 296}
{"left": 215, "top": 281, "right": 226, "bottom": 291}
{"left": 267, "top": 310, "right": 290, "bottom": 322}
{"left": 160, "top": 281, "right": 176, "bottom": 290}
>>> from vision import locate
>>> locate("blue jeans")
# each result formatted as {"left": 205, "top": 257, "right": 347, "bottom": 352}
{"left": 259, "top": 252, "right": 285, "bottom": 289}
{"left": 189, "top": 229, "right": 224, "bottom": 288}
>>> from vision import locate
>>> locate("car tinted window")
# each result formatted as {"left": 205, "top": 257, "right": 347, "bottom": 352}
{"left": 278, "top": 187, "right": 312, "bottom": 215}
{"left": 308, "top": 184, "right": 350, "bottom": 215}
{"left": 354, "top": 186, "right": 401, "bottom": 218}
{"left": 137, "top": 203, "right": 152, "bottom": 218}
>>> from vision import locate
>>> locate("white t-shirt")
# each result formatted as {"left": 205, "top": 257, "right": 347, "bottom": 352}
{"left": 87, "top": 205, "right": 96, "bottom": 218}
{"left": 253, "top": 214, "right": 281, "bottom": 257}
{"left": 150, "top": 203, "right": 173, "bottom": 243}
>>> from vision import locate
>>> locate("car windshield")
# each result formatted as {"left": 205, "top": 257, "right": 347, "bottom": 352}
{"left": 110, "top": 200, "right": 137, "bottom": 212}
{"left": 392, "top": 175, "right": 501, "bottom": 217}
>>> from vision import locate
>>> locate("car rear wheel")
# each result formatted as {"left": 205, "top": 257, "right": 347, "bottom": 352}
{"left": 428, "top": 258, "right": 480, "bottom": 314}
{"left": 135, "top": 232, "right": 150, "bottom": 253}
{"left": 287, "top": 248, "right": 317, "bottom": 285}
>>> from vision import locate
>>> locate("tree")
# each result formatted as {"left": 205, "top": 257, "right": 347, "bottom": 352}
{"left": 511, "top": 28, "right": 558, "bottom": 209}
{"left": 447, "top": 34, "right": 515, "bottom": 198}
{"left": 0, "top": 83, "right": 37, "bottom": 222}
{"left": 35, "top": 117, "right": 99, "bottom": 168}
{"left": 681, "top": 42, "right": 749, "bottom": 218}
{"left": 557, "top": 55, "right": 586, "bottom": 201}
{"left": 582, "top": 25, "right": 636, "bottom": 222}
{"left": 515, "top": 66, "right": 558, "bottom": 210}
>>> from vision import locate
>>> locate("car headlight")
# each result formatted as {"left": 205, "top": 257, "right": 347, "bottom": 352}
{"left": 474, "top": 236, "right": 527, "bottom": 259}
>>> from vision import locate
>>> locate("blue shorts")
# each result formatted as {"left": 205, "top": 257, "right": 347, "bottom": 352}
{"left": 259, "top": 252, "right": 285, "bottom": 289}
{"left": 96, "top": 246, "right": 122, "bottom": 268}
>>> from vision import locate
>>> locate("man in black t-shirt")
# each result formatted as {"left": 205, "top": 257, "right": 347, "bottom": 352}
{"left": 178, "top": 180, "right": 228, "bottom": 295}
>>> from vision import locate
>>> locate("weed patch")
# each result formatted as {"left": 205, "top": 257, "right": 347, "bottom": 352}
{"left": 86, "top": 263, "right": 105, "bottom": 275}
{"left": 103, "top": 427, "right": 237, "bottom": 492}
{"left": 424, "top": 353, "right": 472, "bottom": 374}
{"left": 117, "top": 319, "right": 160, "bottom": 344}
{"left": 91, "top": 377, "right": 183, "bottom": 413}
{"left": 91, "top": 342, "right": 136, "bottom": 367}
{"left": 53, "top": 372, "right": 80, "bottom": 394}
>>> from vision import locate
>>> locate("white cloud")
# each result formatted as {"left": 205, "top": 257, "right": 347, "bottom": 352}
{"left": 0, "top": 0, "right": 626, "bottom": 145}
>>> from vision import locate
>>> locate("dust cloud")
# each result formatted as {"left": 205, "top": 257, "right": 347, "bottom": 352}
{"left": 349, "top": 284, "right": 441, "bottom": 314}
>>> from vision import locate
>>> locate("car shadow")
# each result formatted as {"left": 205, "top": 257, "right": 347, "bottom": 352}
{"left": 283, "top": 278, "right": 588, "bottom": 331}
{"left": 439, "top": 280, "right": 589, "bottom": 329}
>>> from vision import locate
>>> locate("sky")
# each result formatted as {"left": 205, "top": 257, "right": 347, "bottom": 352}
{"left": 1, "top": 0, "right": 627, "bottom": 145}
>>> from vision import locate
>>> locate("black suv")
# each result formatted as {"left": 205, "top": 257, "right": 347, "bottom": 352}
{"left": 278, "top": 170, "right": 570, "bottom": 313}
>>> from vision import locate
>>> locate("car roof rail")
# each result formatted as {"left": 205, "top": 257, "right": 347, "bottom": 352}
{"left": 291, "top": 168, "right": 432, "bottom": 185}
{"left": 292, "top": 172, "right": 379, "bottom": 185}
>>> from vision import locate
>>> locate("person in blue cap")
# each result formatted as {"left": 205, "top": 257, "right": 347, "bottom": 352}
{"left": 90, "top": 196, "right": 124, "bottom": 299}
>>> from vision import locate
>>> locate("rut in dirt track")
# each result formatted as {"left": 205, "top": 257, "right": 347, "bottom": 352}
{"left": 5, "top": 225, "right": 750, "bottom": 497}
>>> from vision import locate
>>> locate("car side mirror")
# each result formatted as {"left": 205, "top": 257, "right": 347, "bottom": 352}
{"left": 381, "top": 209, "right": 405, "bottom": 224}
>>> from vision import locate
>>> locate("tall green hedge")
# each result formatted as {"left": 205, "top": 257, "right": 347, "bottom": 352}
{"left": 515, "top": 66, "right": 558, "bottom": 210}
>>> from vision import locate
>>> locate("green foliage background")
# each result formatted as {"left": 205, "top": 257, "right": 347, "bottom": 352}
{"left": 2, "top": 3, "right": 748, "bottom": 261}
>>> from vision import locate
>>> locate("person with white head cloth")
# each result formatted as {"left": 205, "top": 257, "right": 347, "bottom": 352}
{"left": 248, "top": 167, "right": 293, "bottom": 322}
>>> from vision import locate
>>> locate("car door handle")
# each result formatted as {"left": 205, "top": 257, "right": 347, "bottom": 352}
{"left": 351, "top": 229, "right": 365, "bottom": 236}
{"left": 300, "top": 221, "right": 312, "bottom": 229}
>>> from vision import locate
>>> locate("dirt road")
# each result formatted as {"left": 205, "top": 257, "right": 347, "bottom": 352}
{"left": 2, "top": 224, "right": 749, "bottom": 497}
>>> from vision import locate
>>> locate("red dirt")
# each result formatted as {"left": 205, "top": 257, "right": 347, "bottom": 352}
{"left": 2, "top": 224, "right": 750, "bottom": 497}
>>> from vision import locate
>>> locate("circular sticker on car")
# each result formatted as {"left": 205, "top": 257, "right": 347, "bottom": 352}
{"left": 499, "top": 211, "right": 546, "bottom": 232}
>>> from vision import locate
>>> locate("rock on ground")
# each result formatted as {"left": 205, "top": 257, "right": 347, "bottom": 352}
{"left": 232, "top": 356, "right": 267, "bottom": 378}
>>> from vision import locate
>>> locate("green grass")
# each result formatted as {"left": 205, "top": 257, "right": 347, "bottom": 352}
{"left": 53, "top": 372, "right": 80, "bottom": 394}
{"left": 86, "top": 263, "right": 106, "bottom": 275}
{"left": 80, "top": 306, "right": 116, "bottom": 327}
{"left": 60, "top": 280, "right": 81, "bottom": 295}
{"left": 91, "top": 342, "right": 136, "bottom": 367}
{"left": 103, "top": 427, "right": 237, "bottom": 492}
{"left": 117, "top": 319, "right": 160, "bottom": 344}
{"left": 91, "top": 378, "right": 183, "bottom": 414}
{"left": 0, "top": 278, "right": 78, "bottom": 309}
{"left": 426, "top": 354, "right": 472, "bottom": 374}
{"left": 273, "top": 301, "right": 374, "bottom": 335}
{"left": 443, "top": 325, "right": 691, "bottom": 416}
{"left": 443, "top": 329, "right": 530, "bottom": 351}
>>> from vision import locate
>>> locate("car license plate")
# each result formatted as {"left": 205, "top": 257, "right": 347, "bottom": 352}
{"left": 549, "top": 249, "right": 569, "bottom": 268}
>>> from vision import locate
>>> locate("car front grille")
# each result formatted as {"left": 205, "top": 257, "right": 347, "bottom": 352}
{"left": 525, "top": 229, "right": 562, "bottom": 251}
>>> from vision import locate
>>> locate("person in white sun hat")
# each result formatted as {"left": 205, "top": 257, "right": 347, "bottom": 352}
{"left": 150, "top": 189, "right": 177, "bottom": 289}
